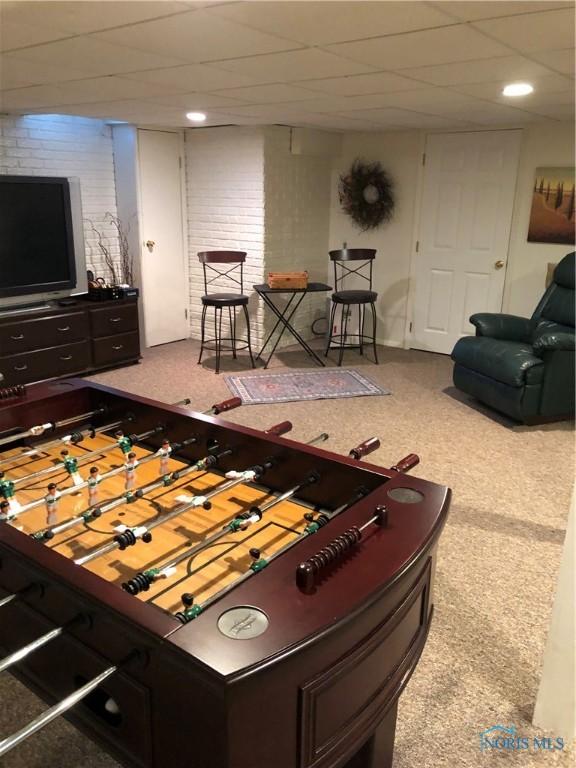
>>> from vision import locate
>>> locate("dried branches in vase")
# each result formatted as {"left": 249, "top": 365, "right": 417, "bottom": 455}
{"left": 107, "top": 213, "right": 134, "bottom": 286}
{"left": 86, "top": 213, "right": 134, "bottom": 286}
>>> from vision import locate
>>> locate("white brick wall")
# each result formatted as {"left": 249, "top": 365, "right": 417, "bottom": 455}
{"left": 185, "top": 126, "right": 266, "bottom": 347}
{"left": 184, "top": 125, "right": 332, "bottom": 352}
{"left": 0, "top": 114, "right": 120, "bottom": 281}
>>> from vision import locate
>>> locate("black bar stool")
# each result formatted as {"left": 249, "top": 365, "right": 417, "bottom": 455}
{"left": 325, "top": 248, "right": 378, "bottom": 366}
{"left": 197, "top": 251, "right": 255, "bottom": 375}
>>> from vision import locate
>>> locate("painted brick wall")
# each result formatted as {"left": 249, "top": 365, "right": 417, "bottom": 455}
{"left": 0, "top": 114, "right": 120, "bottom": 280}
{"left": 264, "top": 126, "right": 332, "bottom": 349}
{"left": 185, "top": 126, "right": 266, "bottom": 347}
{"left": 185, "top": 125, "right": 332, "bottom": 353}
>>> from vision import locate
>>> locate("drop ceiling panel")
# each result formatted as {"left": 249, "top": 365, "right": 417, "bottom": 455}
{"left": 1, "top": 2, "right": 191, "bottom": 35}
{"left": 433, "top": 1, "right": 573, "bottom": 21}
{"left": 326, "top": 25, "right": 514, "bottom": 70}
{"left": 0, "top": 20, "right": 70, "bottom": 51}
{"left": 122, "top": 63, "right": 268, "bottom": 91}
{"left": 473, "top": 8, "right": 575, "bottom": 52}
{"left": 525, "top": 103, "right": 575, "bottom": 118}
{"left": 531, "top": 48, "right": 576, "bottom": 75}
{"left": 5, "top": 36, "right": 187, "bottom": 74}
{"left": 145, "top": 92, "right": 251, "bottom": 109}
{"left": 297, "top": 72, "right": 429, "bottom": 96}
{"left": 338, "top": 107, "right": 473, "bottom": 128}
{"left": 212, "top": 83, "right": 323, "bottom": 104}
{"left": 0, "top": 53, "right": 96, "bottom": 89}
{"left": 208, "top": 1, "right": 456, "bottom": 46}
{"left": 400, "top": 55, "right": 555, "bottom": 86}
{"left": 93, "top": 10, "right": 301, "bottom": 63}
{"left": 209, "top": 49, "right": 375, "bottom": 84}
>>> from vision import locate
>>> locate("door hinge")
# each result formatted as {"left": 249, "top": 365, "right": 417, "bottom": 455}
{"left": 184, "top": 308, "right": 188, "bottom": 319}
{"left": 179, "top": 156, "right": 182, "bottom": 169}
{"left": 415, "top": 241, "right": 420, "bottom": 253}
{"left": 409, "top": 322, "right": 413, "bottom": 332}
{"left": 422, "top": 153, "right": 426, "bottom": 166}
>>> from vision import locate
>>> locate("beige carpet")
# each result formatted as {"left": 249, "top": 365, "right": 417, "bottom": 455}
{"left": 1, "top": 340, "right": 573, "bottom": 768}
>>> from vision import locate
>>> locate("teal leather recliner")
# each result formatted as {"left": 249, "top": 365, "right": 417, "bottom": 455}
{"left": 451, "top": 252, "right": 575, "bottom": 424}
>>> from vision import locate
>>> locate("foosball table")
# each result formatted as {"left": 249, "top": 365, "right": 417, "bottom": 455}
{"left": 0, "top": 379, "right": 450, "bottom": 768}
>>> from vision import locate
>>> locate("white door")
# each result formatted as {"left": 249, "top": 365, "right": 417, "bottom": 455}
{"left": 138, "top": 129, "right": 188, "bottom": 347}
{"left": 411, "top": 130, "right": 521, "bottom": 354}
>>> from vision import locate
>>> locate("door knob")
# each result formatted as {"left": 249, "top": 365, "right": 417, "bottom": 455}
{"left": 145, "top": 240, "right": 155, "bottom": 252}
{"left": 494, "top": 260, "right": 504, "bottom": 269}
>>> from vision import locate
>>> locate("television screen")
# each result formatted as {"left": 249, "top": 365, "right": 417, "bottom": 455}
{"left": 0, "top": 176, "right": 77, "bottom": 298}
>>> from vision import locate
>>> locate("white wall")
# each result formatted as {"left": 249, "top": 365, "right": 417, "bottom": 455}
{"left": 185, "top": 126, "right": 266, "bottom": 346}
{"left": 329, "top": 131, "right": 423, "bottom": 347}
{"left": 329, "top": 123, "right": 575, "bottom": 348}
{"left": 0, "top": 114, "right": 120, "bottom": 279}
{"left": 264, "top": 126, "right": 332, "bottom": 347}
{"left": 504, "top": 123, "right": 575, "bottom": 317}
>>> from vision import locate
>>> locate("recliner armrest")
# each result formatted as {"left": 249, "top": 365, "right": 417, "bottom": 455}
{"left": 533, "top": 332, "right": 575, "bottom": 356}
{"left": 470, "top": 313, "right": 532, "bottom": 341}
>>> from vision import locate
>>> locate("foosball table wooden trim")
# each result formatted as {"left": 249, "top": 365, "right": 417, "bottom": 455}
{"left": 0, "top": 378, "right": 450, "bottom": 768}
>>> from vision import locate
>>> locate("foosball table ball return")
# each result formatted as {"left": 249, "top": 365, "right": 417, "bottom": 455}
{"left": 0, "top": 380, "right": 450, "bottom": 768}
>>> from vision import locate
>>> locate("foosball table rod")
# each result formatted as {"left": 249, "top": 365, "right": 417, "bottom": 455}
{"left": 75, "top": 419, "right": 297, "bottom": 567}
{"left": 0, "top": 407, "right": 107, "bottom": 449}
{"left": 173, "top": 437, "right": 382, "bottom": 623}
{"left": 31, "top": 421, "right": 295, "bottom": 542}
{"left": 120, "top": 429, "right": 329, "bottom": 597}
{"left": 2, "top": 425, "right": 173, "bottom": 520}
{"left": 9, "top": 424, "right": 166, "bottom": 489}
{"left": 0, "top": 417, "right": 129, "bottom": 469}
{"left": 0, "top": 663, "right": 119, "bottom": 759}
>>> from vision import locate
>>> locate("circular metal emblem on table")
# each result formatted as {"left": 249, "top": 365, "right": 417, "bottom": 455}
{"left": 387, "top": 487, "right": 424, "bottom": 504}
{"left": 217, "top": 606, "right": 269, "bottom": 639}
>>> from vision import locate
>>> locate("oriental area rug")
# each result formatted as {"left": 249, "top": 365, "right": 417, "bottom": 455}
{"left": 225, "top": 369, "right": 390, "bottom": 405}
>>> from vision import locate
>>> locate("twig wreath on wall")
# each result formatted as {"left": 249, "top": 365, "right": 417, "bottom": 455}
{"left": 339, "top": 158, "right": 395, "bottom": 232}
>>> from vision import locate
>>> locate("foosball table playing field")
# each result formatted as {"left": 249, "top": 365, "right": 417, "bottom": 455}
{"left": 0, "top": 379, "right": 450, "bottom": 768}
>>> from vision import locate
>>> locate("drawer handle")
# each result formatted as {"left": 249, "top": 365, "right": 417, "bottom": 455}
{"left": 109, "top": 317, "right": 122, "bottom": 323}
{"left": 10, "top": 334, "right": 24, "bottom": 341}
{"left": 57, "top": 326, "right": 71, "bottom": 332}
{"left": 59, "top": 355, "right": 73, "bottom": 361}
{"left": 112, "top": 345, "right": 124, "bottom": 351}
{"left": 14, "top": 364, "right": 28, "bottom": 371}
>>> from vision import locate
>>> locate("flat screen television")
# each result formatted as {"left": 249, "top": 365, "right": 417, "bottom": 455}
{"left": 0, "top": 175, "right": 88, "bottom": 310}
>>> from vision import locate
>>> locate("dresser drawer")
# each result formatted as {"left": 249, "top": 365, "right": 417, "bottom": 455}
{"left": 0, "top": 312, "right": 89, "bottom": 355}
{"left": 93, "top": 332, "right": 140, "bottom": 367}
{"left": 90, "top": 304, "right": 138, "bottom": 337}
{"left": 0, "top": 341, "right": 91, "bottom": 384}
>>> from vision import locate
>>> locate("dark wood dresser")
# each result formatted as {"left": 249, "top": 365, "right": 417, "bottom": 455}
{"left": 0, "top": 298, "right": 140, "bottom": 386}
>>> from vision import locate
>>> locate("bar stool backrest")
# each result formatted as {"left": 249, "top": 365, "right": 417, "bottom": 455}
{"left": 198, "top": 251, "right": 247, "bottom": 295}
{"left": 329, "top": 248, "right": 376, "bottom": 293}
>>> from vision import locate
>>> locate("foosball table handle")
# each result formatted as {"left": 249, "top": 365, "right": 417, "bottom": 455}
{"left": 349, "top": 437, "right": 380, "bottom": 460}
{"left": 210, "top": 397, "right": 242, "bottom": 415}
{"left": 390, "top": 453, "right": 420, "bottom": 473}
{"left": 265, "top": 421, "right": 293, "bottom": 437}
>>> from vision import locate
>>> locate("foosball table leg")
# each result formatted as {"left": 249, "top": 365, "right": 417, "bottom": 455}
{"left": 343, "top": 702, "right": 397, "bottom": 768}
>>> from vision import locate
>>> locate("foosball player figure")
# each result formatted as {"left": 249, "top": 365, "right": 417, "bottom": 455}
{"left": 124, "top": 451, "right": 138, "bottom": 492}
{"left": 0, "top": 500, "right": 11, "bottom": 521}
{"left": 115, "top": 430, "right": 133, "bottom": 455}
{"left": 45, "top": 482, "right": 60, "bottom": 526}
{"left": 60, "top": 449, "right": 83, "bottom": 486}
{"left": 157, "top": 439, "right": 172, "bottom": 475}
{"left": 0, "top": 471, "right": 21, "bottom": 512}
{"left": 87, "top": 466, "right": 101, "bottom": 506}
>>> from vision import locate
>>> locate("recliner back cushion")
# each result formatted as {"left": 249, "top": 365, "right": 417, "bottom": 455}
{"left": 539, "top": 285, "right": 574, "bottom": 329}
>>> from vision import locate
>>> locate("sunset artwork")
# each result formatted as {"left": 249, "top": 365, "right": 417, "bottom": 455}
{"left": 528, "top": 167, "right": 575, "bottom": 245}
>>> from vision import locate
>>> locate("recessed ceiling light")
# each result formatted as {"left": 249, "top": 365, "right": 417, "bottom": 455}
{"left": 502, "top": 83, "right": 534, "bottom": 97}
{"left": 186, "top": 111, "right": 207, "bottom": 122}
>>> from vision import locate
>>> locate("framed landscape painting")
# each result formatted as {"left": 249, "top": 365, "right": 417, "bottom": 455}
{"left": 528, "top": 167, "right": 575, "bottom": 245}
